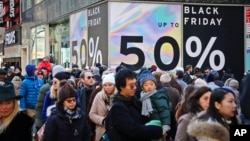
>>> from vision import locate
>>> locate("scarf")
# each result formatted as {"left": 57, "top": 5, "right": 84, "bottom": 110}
{"left": 64, "top": 107, "right": 82, "bottom": 122}
{"left": 140, "top": 90, "right": 157, "bottom": 116}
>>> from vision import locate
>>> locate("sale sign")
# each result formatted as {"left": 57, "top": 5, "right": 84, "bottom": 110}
{"left": 88, "top": 3, "right": 108, "bottom": 68}
{"left": 183, "top": 5, "right": 244, "bottom": 80}
{"left": 109, "top": 2, "right": 182, "bottom": 71}
{"left": 70, "top": 10, "right": 88, "bottom": 69}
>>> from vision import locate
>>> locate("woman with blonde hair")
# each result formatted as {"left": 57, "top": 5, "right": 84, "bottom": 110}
{"left": 0, "top": 84, "right": 34, "bottom": 140}
{"left": 89, "top": 73, "right": 118, "bottom": 141}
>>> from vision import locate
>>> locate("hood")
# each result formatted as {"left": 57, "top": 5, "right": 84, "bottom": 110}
{"left": 187, "top": 118, "right": 229, "bottom": 141}
{"left": 26, "top": 64, "right": 36, "bottom": 76}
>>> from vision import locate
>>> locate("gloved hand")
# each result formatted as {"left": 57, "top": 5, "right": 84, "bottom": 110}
{"left": 162, "top": 125, "right": 170, "bottom": 135}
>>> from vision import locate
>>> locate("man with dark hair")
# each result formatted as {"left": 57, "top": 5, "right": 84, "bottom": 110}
{"left": 183, "top": 64, "right": 193, "bottom": 84}
{"left": 105, "top": 68, "right": 163, "bottom": 141}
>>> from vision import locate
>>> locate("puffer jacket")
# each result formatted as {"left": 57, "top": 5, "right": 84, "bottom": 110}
{"left": 20, "top": 75, "right": 44, "bottom": 110}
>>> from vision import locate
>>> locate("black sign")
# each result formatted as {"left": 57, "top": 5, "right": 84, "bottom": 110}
{"left": 87, "top": 3, "right": 108, "bottom": 67}
{"left": 183, "top": 5, "right": 244, "bottom": 81}
{"left": 5, "top": 27, "right": 21, "bottom": 46}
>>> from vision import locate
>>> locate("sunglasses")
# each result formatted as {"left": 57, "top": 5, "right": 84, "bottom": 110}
{"left": 87, "top": 76, "right": 95, "bottom": 79}
{"left": 65, "top": 98, "right": 76, "bottom": 103}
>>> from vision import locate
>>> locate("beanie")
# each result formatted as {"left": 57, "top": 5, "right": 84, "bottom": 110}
{"left": 139, "top": 70, "right": 157, "bottom": 87}
{"left": 52, "top": 65, "right": 65, "bottom": 77}
{"left": 102, "top": 73, "right": 115, "bottom": 85}
{"left": 26, "top": 64, "right": 36, "bottom": 76}
{"left": 72, "top": 64, "right": 78, "bottom": 69}
{"left": 57, "top": 81, "right": 77, "bottom": 106}
{"left": 194, "top": 78, "right": 208, "bottom": 87}
{"left": 93, "top": 67, "right": 100, "bottom": 76}
{"left": 54, "top": 72, "right": 70, "bottom": 81}
{"left": 150, "top": 65, "right": 157, "bottom": 72}
{"left": 160, "top": 73, "right": 171, "bottom": 83}
{"left": 206, "top": 73, "right": 214, "bottom": 83}
{"left": 225, "top": 78, "right": 239, "bottom": 90}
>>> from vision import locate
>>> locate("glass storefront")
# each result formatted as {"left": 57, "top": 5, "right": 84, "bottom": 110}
{"left": 49, "top": 18, "right": 70, "bottom": 67}
{"left": 31, "top": 25, "right": 46, "bottom": 64}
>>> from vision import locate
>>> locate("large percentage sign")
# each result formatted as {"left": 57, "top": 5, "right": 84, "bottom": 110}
{"left": 186, "top": 36, "right": 225, "bottom": 70}
{"left": 89, "top": 37, "right": 102, "bottom": 67}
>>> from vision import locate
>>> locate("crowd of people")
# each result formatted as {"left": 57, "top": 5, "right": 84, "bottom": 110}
{"left": 0, "top": 55, "right": 249, "bottom": 141}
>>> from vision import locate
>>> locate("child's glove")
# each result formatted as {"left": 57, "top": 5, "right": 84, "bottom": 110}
{"left": 162, "top": 125, "right": 171, "bottom": 135}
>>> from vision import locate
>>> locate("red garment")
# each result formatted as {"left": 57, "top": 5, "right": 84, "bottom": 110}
{"left": 38, "top": 61, "right": 52, "bottom": 73}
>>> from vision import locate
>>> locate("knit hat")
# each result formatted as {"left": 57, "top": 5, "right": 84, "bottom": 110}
{"left": 102, "top": 73, "right": 115, "bottom": 85}
{"left": 139, "top": 70, "right": 157, "bottom": 87}
{"left": 194, "top": 78, "right": 208, "bottom": 87}
{"left": 160, "top": 73, "right": 171, "bottom": 83}
{"left": 52, "top": 65, "right": 65, "bottom": 77}
{"left": 93, "top": 67, "right": 100, "bottom": 76}
{"left": 26, "top": 64, "right": 36, "bottom": 76}
{"left": 0, "top": 69, "right": 7, "bottom": 75}
{"left": 224, "top": 78, "right": 239, "bottom": 90}
{"left": 206, "top": 72, "right": 215, "bottom": 83}
{"left": 54, "top": 72, "right": 70, "bottom": 81}
{"left": 150, "top": 65, "right": 157, "bottom": 72}
{"left": 57, "top": 81, "right": 77, "bottom": 106}
{"left": 72, "top": 64, "right": 78, "bottom": 69}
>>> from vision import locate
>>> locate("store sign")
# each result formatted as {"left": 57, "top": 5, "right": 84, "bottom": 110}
{"left": 4, "top": 28, "right": 21, "bottom": 46}
{"left": 0, "top": 0, "right": 20, "bottom": 28}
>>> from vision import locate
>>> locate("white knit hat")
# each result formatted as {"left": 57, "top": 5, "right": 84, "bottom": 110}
{"left": 52, "top": 65, "right": 65, "bottom": 77}
{"left": 160, "top": 73, "right": 171, "bottom": 83}
{"left": 194, "top": 78, "right": 208, "bottom": 87}
{"left": 102, "top": 73, "right": 115, "bottom": 85}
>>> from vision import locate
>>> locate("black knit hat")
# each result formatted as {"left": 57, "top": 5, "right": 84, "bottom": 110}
{"left": 54, "top": 72, "right": 70, "bottom": 81}
{"left": 0, "top": 84, "right": 22, "bottom": 102}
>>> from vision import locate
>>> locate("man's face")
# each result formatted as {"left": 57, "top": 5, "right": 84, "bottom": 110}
{"left": 81, "top": 72, "right": 95, "bottom": 87}
{"left": 120, "top": 78, "right": 137, "bottom": 97}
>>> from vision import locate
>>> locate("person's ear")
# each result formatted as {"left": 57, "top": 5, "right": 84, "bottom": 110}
{"left": 215, "top": 101, "right": 221, "bottom": 110}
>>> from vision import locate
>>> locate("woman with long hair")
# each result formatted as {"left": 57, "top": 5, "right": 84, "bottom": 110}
{"left": 0, "top": 84, "right": 34, "bottom": 141}
{"left": 187, "top": 87, "right": 240, "bottom": 141}
{"left": 89, "top": 73, "right": 117, "bottom": 141}
{"left": 175, "top": 86, "right": 211, "bottom": 141}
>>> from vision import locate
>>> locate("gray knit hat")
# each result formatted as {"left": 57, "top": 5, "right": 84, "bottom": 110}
{"left": 52, "top": 65, "right": 65, "bottom": 77}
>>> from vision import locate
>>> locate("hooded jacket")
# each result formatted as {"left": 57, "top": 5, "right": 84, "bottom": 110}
{"left": 187, "top": 114, "right": 229, "bottom": 141}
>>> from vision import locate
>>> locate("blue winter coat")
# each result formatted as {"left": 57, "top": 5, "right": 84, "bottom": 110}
{"left": 20, "top": 75, "right": 44, "bottom": 110}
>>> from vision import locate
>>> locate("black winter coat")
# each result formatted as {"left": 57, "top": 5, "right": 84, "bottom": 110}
{"left": 43, "top": 107, "right": 91, "bottom": 141}
{"left": 0, "top": 111, "right": 34, "bottom": 141}
{"left": 108, "top": 93, "right": 163, "bottom": 141}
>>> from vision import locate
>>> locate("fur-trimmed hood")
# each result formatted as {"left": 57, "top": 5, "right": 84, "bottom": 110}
{"left": 187, "top": 118, "right": 229, "bottom": 141}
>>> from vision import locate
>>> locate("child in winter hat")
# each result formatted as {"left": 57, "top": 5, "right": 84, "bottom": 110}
{"left": 139, "top": 70, "right": 171, "bottom": 139}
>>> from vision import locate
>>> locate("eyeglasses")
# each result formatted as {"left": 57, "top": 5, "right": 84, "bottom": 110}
{"left": 87, "top": 76, "right": 95, "bottom": 79}
{"left": 65, "top": 98, "right": 76, "bottom": 103}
